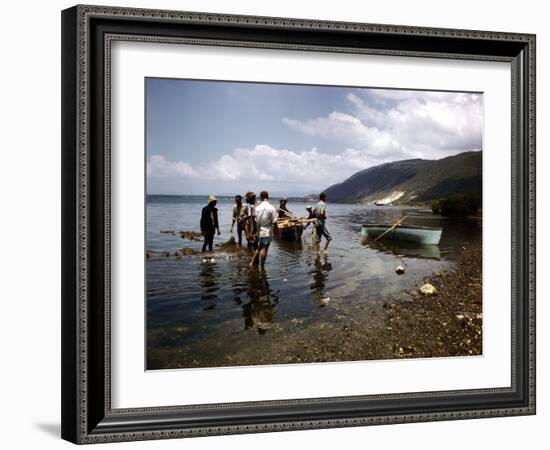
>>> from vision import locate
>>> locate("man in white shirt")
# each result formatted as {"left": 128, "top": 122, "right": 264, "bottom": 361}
{"left": 250, "top": 191, "right": 277, "bottom": 268}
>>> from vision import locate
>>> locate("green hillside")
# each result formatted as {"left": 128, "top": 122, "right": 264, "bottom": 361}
{"left": 324, "top": 151, "right": 482, "bottom": 204}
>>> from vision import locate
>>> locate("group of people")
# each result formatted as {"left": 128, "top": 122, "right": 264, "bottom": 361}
{"left": 200, "top": 191, "right": 332, "bottom": 268}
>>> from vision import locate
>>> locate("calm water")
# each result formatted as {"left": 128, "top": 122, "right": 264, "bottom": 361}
{"left": 146, "top": 195, "right": 481, "bottom": 367}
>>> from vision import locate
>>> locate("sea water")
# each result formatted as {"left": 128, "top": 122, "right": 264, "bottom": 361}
{"left": 146, "top": 195, "right": 481, "bottom": 368}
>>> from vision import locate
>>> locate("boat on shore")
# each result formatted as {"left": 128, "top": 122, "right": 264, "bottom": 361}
{"left": 274, "top": 218, "right": 305, "bottom": 242}
{"left": 361, "top": 223, "right": 443, "bottom": 245}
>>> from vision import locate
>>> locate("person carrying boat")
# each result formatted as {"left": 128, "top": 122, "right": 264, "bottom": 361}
{"left": 200, "top": 195, "right": 220, "bottom": 252}
{"left": 278, "top": 197, "right": 292, "bottom": 219}
{"left": 250, "top": 191, "right": 278, "bottom": 268}
{"left": 230, "top": 194, "right": 247, "bottom": 246}
{"left": 243, "top": 191, "right": 258, "bottom": 251}
{"left": 314, "top": 192, "right": 332, "bottom": 254}
{"left": 304, "top": 205, "right": 318, "bottom": 242}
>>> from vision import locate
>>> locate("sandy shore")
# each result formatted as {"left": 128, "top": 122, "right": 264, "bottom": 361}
{"left": 147, "top": 244, "right": 482, "bottom": 369}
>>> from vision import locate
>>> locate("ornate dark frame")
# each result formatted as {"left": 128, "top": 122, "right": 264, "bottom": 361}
{"left": 61, "top": 4, "right": 536, "bottom": 444}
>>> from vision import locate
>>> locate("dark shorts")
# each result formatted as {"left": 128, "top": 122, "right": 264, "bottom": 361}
{"left": 315, "top": 222, "right": 332, "bottom": 242}
{"left": 258, "top": 236, "right": 273, "bottom": 248}
{"left": 202, "top": 231, "right": 215, "bottom": 250}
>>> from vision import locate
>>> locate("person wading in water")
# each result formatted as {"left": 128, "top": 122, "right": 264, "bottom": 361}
{"left": 200, "top": 195, "right": 220, "bottom": 252}
{"left": 250, "top": 191, "right": 278, "bottom": 268}
{"left": 314, "top": 192, "right": 332, "bottom": 255}
{"left": 230, "top": 194, "right": 247, "bottom": 246}
{"left": 304, "top": 205, "right": 318, "bottom": 243}
{"left": 243, "top": 192, "right": 258, "bottom": 252}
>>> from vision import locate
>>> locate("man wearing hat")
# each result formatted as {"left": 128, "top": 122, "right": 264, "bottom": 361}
{"left": 200, "top": 195, "right": 220, "bottom": 252}
{"left": 278, "top": 197, "right": 292, "bottom": 219}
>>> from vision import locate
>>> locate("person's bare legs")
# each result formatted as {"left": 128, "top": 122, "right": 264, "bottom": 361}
{"left": 323, "top": 239, "right": 330, "bottom": 254}
{"left": 260, "top": 245, "right": 269, "bottom": 268}
{"left": 316, "top": 237, "right": 323, "bottom": 253}
{"left": 249, "top": 248, "right": 260, "bottom": 268}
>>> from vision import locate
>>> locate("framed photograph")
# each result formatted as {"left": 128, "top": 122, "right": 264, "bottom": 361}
{"left": 61, "top": 5, "right": 536, "bottom": 444}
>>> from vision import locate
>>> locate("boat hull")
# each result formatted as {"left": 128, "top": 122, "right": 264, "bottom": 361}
{"left": 274, "top": 220, "right": 304, "bottom": 242}
{"left": 361, "top": 224, "right": 442, "bottom": 245}
{"left": 278, "top": 227, "right": 303, "bottom": 242}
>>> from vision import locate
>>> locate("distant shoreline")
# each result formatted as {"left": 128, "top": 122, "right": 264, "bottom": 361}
{"left": 146, "top": 194, "right": 481, "bottom": 211}
{"left": 147, "top": 194, "right": 317, "bottom": 202}
{"left": 147, "top": 195, "right": 432, "bottom": 207}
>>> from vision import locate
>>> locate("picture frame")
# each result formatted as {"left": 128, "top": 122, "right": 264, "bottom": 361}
{"left": 61, "top": 4, "right": 536, "bottom": 444}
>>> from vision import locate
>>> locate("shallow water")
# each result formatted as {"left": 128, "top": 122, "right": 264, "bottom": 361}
{"left": 146, "top": 195, "right": 481, "bottom": 368}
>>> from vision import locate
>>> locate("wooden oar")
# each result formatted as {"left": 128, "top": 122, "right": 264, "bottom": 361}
{"left": 277, "top": 207, "right": 299, "bottom": 219}
{"left": 375, "top": 215, "right": 409, "bottom": 241}
{"left": 277, "top": 218, "right": 317, "bottom": 225}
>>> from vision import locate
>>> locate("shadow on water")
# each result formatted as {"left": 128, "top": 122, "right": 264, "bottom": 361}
{"left": 242, "top": 269, "right": 279, "bottom": 334}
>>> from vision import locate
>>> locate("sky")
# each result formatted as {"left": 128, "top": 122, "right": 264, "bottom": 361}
{"left": 146, "top": 78, "right": 483, "bottom": 196}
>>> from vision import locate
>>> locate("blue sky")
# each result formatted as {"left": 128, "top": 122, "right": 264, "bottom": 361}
{"left": 146, "top": 78, "right": 482, "bottom": 195}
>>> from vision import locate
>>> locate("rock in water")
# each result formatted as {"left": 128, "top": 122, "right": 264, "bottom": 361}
{"left": 178, "top": 230, "right": 203, "bottom": 241}
{"left": 179, "top": 247, "right": 200, "bottom": 256}
{"left": 420, "top": 283, "right": 437, "bottom": 296}
{"left": 395, "top": 265, "right": 405, "bottom": 275}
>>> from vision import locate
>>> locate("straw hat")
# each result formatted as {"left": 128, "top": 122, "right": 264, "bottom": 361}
{"left": 208, "top": 195, "right": 217, "bottom": 203}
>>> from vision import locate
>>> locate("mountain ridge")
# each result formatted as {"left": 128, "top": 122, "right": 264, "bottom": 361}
{"left": 324, "top": 150, "right": 482, "bottom": 204}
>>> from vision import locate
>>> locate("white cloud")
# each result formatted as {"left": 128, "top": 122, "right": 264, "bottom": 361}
{"left": 283, "top": 113, "right": 411, "bottom": 160}
{"left": 147, "top": 144, "right": 391, "bottom": 192}
{"left": 283, "top": 89, "right": 482, "bottom": 160}
{"left": 147, "top": 155, "right": 198, "bottom": 178}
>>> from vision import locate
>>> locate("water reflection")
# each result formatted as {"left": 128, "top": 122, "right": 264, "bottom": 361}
{"left": 309, "top": 254, "right": 333, "bottom": 306}
{"left": 228, "top": 261, "right": 248, "bottom": 306}
{"left": 199, "top": 259, "right": 220, "bottom": 308}
{"left": 363, "top": 238, "right": 441, "bottom": 260}
{"left": 243, "top": 270, "right": 279, "bottom": 335}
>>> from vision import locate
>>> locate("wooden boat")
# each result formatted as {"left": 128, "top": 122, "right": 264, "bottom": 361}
{"left": 274, "top": 218, "right": 305, "bottom": 242}
{"left": 361, "top": 223, "right": 443, "bottom": 245}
